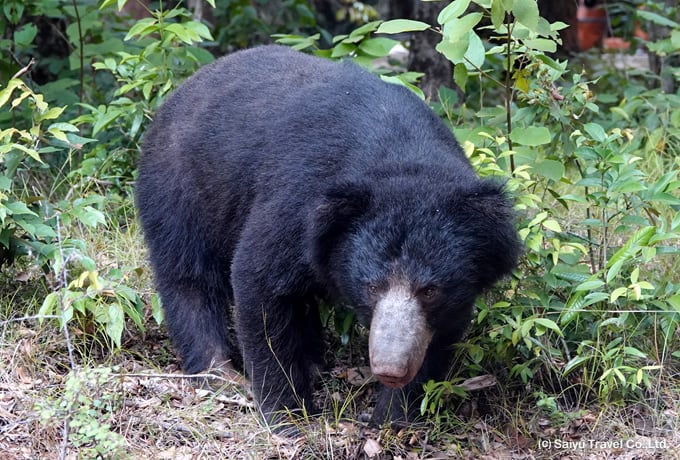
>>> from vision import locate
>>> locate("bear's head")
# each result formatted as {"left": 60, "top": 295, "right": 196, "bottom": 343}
{"left": 309, "top": 177, "right": 521, "bottom": 388}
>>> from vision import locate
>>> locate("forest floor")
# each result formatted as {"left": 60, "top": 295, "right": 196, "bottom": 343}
{"left": 2, "top": 290, "right": 679, "bottom": 458}
{"left": 1, "top": 219, "right": 679, "bottom": 459}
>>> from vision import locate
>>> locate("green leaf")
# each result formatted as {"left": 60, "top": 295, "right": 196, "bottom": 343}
{"left": 5, "top": 201, "right": 37, "bottom": 216}
{"left": 623, "top": 347, "right": 647, "bottom": 359}
{"left": 106, "top": 303, "right": 125, "bottom": 348}
{"left": 563, "top": 355, "right": 593, "bottom": 376}
{"left": 442, "top": 13, "right": 483, "bottom": 43}
{"left": 575, "top": 279, "right": 604, "bottom": 291}
{"left": 92, "top": 107, "right": 121, "bottom": 137}
{"left": 13, "top": 23, "right": 37, "bottom": 47}
{"left": 637, "top": 10, "right": 680, "bottom": 29}
{"left": 465, "top": 31, "right": 485, "bottom": 69}
{"left": 436, "top": 35, "right": 469, "bottom": 64}
{"left": 48, "top": 122, "right": 78, "bottom": 133}
{"left": 607, "top": 226, "right": 656, "bottom": 269}
{"left": 672, "top": 30, "right": 680, "bottom": 49}
{"left": 151, "top": 294, "right": 164, "bottom": 325}
{"left": 71, "top": 205, "right": 106, "bottom": 228}
{"left": 437, "top": 0, "right": 472, "bottom": 24}
{"left": 533, "top": 318, "right": 562, "bottom": 336}
{"left": 165, "top": 23, "right": 198, "bottom": 44}
{"left": 330, "top": 42, "right": 354, "bottom": 58}
{"left": 609, "top": 286, "right": 628, "bottom": 303}
{"left": 523, "top": 38, "right": 556, "bottom": 53}
{"left": 583, "top": 292, "right": 609, "bottom": 306}
{"left": 584, "top": 122, "right": 606, "bottom": 143}
{"left": 124, "top": 17, "right": 157, "bottom": 40}
{"left": 377, "top": 19, "right": 430, "bottom": 34}
{"left": 348, "top": 20, "right": 381, "bottom": 38}
{"left": 453, "top": 63, "right": 468, "bottom": 91}
{"left": 358, "top": 38, "right": 397, "bottom": 57}
{"left": 533, "top": 159, "right": 564, "bottom": 182}
{"left": 668, "top": 294, "right": 680, "bottom": 312}
{"left": 80, "top": 256, "right": 96, "bottom": 272}
{"left": 380, "top": 75, "right": 424, "bottom": 100}
{"left": 0, "top": 176, "right": 11, "bottom": 191}
{"left": 98, "top": 0, "right": 119, "bottom": 9}
{"left": 542, "top": 219, "right": 562, "bottom": 233}
{"left": 606, "top": 226, "right": 656, "bottom": 283}
{"left": 491, "top": 0, "right": 506, "bottom": 30}
{"left": 184, "top": 20, "right": 214, "bottom": 41}
{"left": 509, "top": 126, "right": 551, "bottom": 146}
{"left": 38, "top": 292, "right": 59, "bottom": 321}
{"left": 512, "top": 0, "right": 539, "bottom": 30}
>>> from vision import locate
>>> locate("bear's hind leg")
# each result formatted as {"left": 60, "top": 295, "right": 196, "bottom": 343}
{"left": 158, "top": 279, "right": 236, "bottom": 376}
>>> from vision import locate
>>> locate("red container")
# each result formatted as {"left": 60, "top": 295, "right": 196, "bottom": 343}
{"left": 576, "top": 4, "right": 607, "bottom": 51}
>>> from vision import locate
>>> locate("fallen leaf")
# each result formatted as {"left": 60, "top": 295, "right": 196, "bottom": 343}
{"left": 459, "top": 374, "right": 497, "bottom": 391}
{"left": 364, "top": 438, "right": 383, "bottom": 457}
{"left": 347, "top": 366, "right": 373, "bottom": 386}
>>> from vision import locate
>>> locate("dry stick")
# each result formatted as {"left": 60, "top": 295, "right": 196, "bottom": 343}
{"left": 11, "top": 58, "right": 35, "bottom": 79}
{"left": 70, "top": 0, "right": 84, "bottom": 105}
{"left": 54, "top": 214, "right": 76, "bottom": 460}
{"left": 0, "top": 314, "right": 60, "bottom": 325}
{"left": 505, "top": 12, "right": 515, "bottom": 174}
{"left": 119, "top": 371, "right": 246, "bottom": 386}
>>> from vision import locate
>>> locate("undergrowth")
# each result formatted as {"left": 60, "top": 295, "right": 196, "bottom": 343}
{"left": 1, "top": 0, "right": 679, "bottom": 458}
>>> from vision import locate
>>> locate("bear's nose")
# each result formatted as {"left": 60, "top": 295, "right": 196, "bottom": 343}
{"left": 372, "top": 364, "right": 409, "bottom": 388}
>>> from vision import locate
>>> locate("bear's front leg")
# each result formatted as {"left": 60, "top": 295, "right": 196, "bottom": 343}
{"left": 231, "top": 218, "right": 324, "bottom": 429}
{"left": 229, "top": 197, "right": 330, "bottom": 432}
{"left": 234, "top": 291, "right": 323, "bottom": 426}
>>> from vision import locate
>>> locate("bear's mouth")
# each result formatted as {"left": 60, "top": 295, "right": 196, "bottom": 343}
{"left": 374, "top": 371, "right": 415, "bottom": 389}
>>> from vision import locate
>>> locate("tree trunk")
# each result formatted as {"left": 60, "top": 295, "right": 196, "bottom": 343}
{"left": 407, "top": 1, "right": 454, "bottom": 101}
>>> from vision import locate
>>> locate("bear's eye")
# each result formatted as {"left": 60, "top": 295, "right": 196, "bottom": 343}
{"left": 366, "top": 283, "right": 380, "bottom": 296}
{"left": 419, "top": 285, "right": 439, "bottom": 300}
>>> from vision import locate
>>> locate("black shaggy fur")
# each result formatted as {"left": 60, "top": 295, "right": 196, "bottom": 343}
{"left": 136, "top": 45, "right": 521, "bottom": 428}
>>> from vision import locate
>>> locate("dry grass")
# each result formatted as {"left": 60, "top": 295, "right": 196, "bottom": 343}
{"left": 1, "top": 217, "right": 679, "bottom": 459}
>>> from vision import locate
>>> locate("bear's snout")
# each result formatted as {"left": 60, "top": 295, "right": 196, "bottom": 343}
{"left": 369, "top": 282, "right": 433, "bottom": 389}
{"left": 371, "top": 363, "right": 410, "bottom": 388}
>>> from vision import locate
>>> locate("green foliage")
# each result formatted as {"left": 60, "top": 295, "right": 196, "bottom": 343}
{"left": 0, "top": 1, "right": 184, "bottom": 349}
{"left": 213, "top": 0, "right": 316, "bottom": 51}
{"left": 379, "top": 0, "right": 680, "bottom": 411}
{"left": 275, "top": 21, "right": 425, "bottom": 97}
{"left": 2, "top": 0, "right": 680, "bottom": 433}
{"left": 0, "top": 78, "right": 93, "bottom": 263}
{"left": 420, "top": 379, "right": 468, "bottom": 418}
{"left": 36, "top": 367, "right": 128, "bottom": 457}
{"left": 73, "top": 1, "right": 216, "bottom": 187}
{"left": 319, "top": 301, "right": 355, "bottom": 346}
{"left": 38, "top": 266, "right": 161, "bottom": 349}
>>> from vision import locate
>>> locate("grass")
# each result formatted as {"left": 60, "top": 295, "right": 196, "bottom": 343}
{"left": 1, "top": 198, "right": 679, "bottom": 459}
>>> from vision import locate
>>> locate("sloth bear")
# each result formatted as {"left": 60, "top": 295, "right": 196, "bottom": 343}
{"left": 136, "top": 45, "right": 520, "bottom": 429}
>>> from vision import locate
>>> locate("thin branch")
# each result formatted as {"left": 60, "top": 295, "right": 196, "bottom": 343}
{"left": 11, "top": 58, "right": 36, "bottom": 79}
{"left": 70, "top": 0, "right": 85, "bottom": 106}
{"left": 0, "top": 314, "right": 60, "bottom": 325}
{"left": 54, "top": 214, "right": 76, "bottom": 460}
{"left": 118, "top": 371, "right": 245, "bottom": 386}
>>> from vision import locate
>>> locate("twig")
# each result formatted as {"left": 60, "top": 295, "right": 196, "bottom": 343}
{"left": 54, "top": 214, "right": 76, "bottom": 460}
{"left": 11, "top": 58, "right": 35, "bottom": 79}
{"left": 70, "top": 0, "right": 84, "bottom": 105}
{"left": 116, "top": 371, "right": 246, "bottom": 386}
{"left": 0, "top": 314, "right": 60, "bottom": 325}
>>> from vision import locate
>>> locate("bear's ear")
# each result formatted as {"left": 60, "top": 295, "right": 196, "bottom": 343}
{"left": 307, "top": 182, "right": 372, "bottom": 275}
{"left": 456, "top": 179, "right": 522, "bottom": 287}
